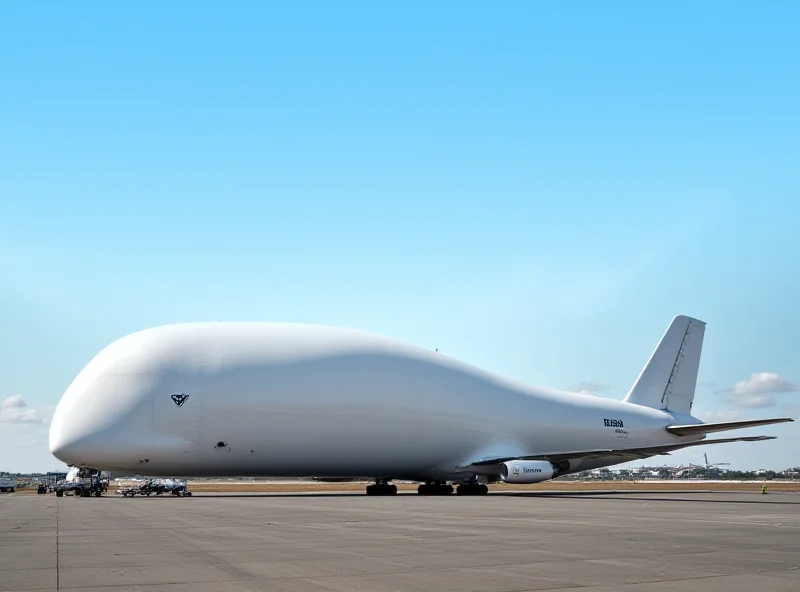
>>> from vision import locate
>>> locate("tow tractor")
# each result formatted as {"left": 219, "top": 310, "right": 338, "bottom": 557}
{"left": 54, "top": 468, "right": 109, "bottom": 497}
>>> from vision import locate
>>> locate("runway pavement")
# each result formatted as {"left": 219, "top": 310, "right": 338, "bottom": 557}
{"left": 2, "top": 490, "right": 799, "bottom": 591}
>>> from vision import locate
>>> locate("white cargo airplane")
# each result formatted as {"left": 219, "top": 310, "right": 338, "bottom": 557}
{"left": 49, "top": 315, "right": 792, "bottom": 495}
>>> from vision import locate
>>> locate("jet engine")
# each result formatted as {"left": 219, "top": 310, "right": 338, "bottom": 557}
{"left": 499, "top": 460, "right": 559, "bottom": 484}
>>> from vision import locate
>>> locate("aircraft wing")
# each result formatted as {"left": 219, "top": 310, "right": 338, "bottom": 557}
{"left": 468, "top": 435, "right": 776, "bottom": 467}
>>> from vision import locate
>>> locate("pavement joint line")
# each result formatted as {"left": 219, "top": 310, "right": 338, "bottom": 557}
{"left": 56, "top": 496, "right": 60, "bottom": 591}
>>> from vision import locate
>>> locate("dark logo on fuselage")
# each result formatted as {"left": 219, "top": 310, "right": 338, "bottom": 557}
{"left": 171, "top": 394, "right": 189, "bottom": 407}
{"left": 604, "top": 418, "right": 624, "bottom": 428}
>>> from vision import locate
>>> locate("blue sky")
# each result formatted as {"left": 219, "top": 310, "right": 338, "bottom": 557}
{"left": 1, "top": 1, "right": 798, "bottom": 473}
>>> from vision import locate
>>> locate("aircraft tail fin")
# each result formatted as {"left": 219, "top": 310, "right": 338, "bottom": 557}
{"left": 623, "top": 315, "right": 706, "bottom": 415}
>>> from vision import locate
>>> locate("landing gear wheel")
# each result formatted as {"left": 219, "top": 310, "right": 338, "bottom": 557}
{"left": 417, "top": 482, "right": 452, "bottom": 495}
{"left": 456, "top": 482, "right": 489, "bottom": 496}
{"left": 365, "top": 480, "right": 397, "bottom": 496}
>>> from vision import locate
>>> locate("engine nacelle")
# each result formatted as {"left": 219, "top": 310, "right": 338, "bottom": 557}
{"left": 499, "top": 460, "right": 558, "bottom": 484}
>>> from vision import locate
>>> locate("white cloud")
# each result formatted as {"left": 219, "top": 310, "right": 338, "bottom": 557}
{"left": 696, "top": 409, "right": 742, "bottom": 422}
{"left": 569, "top": 382, "right": 610, "bottom": 396}
{"left": 0, "top": 396, "right": 61, "bottom": 472}
{"left": 0, "top": 394, "right": 43, "bottom": 424}
{"left": 2, "top": 394, "right": 26, "bottom": 408}
{"left": 716, "top": 373, "right": 798, "bottom": 409}
{"left": 730, "top": 373, "right": 798, "bottom": 396}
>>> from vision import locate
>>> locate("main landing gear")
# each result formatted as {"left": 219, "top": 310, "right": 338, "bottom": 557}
{"left": 456, "top": 482, "right": 488, "bottom": 496}
{"left": 365, "top": 479, "right": 490, "bottom": 496}
{"left": 418, "top": 481, "right": 453, "bottom": 495}
{"left": 366, "top": 479, "right": 397, "bottom": 495}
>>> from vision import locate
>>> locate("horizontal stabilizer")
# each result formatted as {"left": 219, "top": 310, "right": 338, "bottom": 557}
{"left": 666, "top": 417, "right": 794, "bottom": 436}
{"left": 468, "top": 435, "right": 776, "bottom": 466}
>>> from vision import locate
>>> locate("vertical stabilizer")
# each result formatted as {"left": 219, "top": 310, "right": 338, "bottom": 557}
{"left": 623, "top": 315, "right": 706, "bottom": 415}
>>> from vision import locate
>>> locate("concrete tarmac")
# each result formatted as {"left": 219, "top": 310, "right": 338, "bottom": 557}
{"left": 1, "top": 490, "right": 799, "bottom": 591}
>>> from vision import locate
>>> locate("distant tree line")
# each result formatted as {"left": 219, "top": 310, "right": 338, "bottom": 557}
{"left": 713, "top": 469, "right": 798, "bottom": 481}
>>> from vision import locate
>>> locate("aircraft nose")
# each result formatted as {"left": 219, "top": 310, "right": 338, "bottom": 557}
{"left": 49, "top": 329, "right": 172, "bottom": 471}
{"left": 49, "top": 404, "right": 97, "bottom": 466}
{"left": 49, "top": 386, "right": 154, "bottom": 470}
{"left": 49, "top": 393, "right": 143, "bottom": 468}
{"left": 48, "top": 371, "right": 131, "bottom": 468}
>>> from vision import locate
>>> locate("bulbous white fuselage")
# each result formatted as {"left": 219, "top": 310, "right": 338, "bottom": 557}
{"left": 49, "top": 322, "right": 688, "bottom": 482}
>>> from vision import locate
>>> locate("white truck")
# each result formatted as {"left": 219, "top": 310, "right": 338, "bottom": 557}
{"left": 0, "top": 475, "right": 16, "bottom": 493}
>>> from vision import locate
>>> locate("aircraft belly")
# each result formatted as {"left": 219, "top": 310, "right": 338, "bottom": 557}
{"left": 179, "top": 400, "right": 491, "bottom": 478}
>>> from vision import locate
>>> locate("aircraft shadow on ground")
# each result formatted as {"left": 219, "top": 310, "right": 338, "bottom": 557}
{"left": 111, "top": 493, "right": 356, "bottom": 499}
{"left": 105, "top": 490, "right": 799, "bottom": 504}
